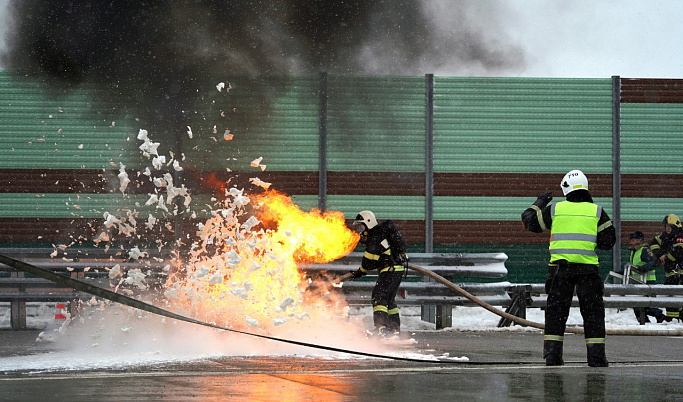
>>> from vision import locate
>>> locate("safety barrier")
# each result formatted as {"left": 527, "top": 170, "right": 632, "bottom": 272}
{"left": 5, "top": 249, "right": 683, "bottom": 331}
{"left": 0, "top": 249, "right": 509, "bottom": 330}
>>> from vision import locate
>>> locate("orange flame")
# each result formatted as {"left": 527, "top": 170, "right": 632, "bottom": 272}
{"left": 254, "top": 190, "right": 359, "bottom": 264}
{"left": 165, "top": 187, "right": 359, "bottom": 332}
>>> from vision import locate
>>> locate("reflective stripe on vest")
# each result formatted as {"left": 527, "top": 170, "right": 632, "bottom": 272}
{"left": 549, "top": 201, "right": 600, "bottom": 265}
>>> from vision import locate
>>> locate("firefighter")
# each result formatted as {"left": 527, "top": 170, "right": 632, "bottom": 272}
{"left": 521, "top": 170, "right": 616, "bottom": 367}
{"left": 649, "top": 214, "right": 683, "bottom": 320}
{"left": 349, "top": 210, "right": 408, "bottom": 337}
{"left": 627, "top": 230, "right": 668, "bottom": 324}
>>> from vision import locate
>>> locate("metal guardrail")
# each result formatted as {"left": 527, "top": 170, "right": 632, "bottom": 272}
{"left": 300, "top": 252, "right": 509, "bottom": 278}
{"left": 0, "top": 250, "right": 509, "bottom": 330}
{"left": 3, "top": 249, "right": 683, "bottom": 331}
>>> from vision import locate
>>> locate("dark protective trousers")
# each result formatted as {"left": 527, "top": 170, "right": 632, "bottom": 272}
{"left": 663, "top": 270, "right": 681, "bottom": 318}
{"left": 545, "top": 263, "right": 606, "bottom": 342}
{"left": 371, "top": 269, "right": 404, "bottom": 332}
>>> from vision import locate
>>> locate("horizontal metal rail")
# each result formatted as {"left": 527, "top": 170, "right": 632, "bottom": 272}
{"left": 301, "top": 252, "right": 508, "bottom": 278}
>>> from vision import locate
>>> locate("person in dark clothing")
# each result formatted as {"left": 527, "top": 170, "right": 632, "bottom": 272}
{"left": 649, "top": 214, "right": 683, "bottom": 321}
{"left": 521, "top": 170, "right": 616, "bottom": 367}
{"left": 626, "top": 230, "right": 668, "bottom": 324}
{"left": 349, "top": 210, "right": 408, "bottom": 337}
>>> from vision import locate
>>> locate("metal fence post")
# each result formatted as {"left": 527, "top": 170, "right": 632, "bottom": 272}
{"left": 425, "top": 73, "right": 434, "bottom": 253}
{"left": 612, "top": 75, "right": 621, "bottom": 273}
{"left": 422, "top": 74, "right": 437, "bottom": 325}
{"left": 318, "top": 72, "right": 328, "bottom": 212}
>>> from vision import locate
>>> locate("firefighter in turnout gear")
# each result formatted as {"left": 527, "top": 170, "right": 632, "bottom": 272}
{"left": 349, "top": 210, "right": 408, "bottom": 337}
{"left": 521, "top": 170, "right": 616, "bottom": 367}
{"left": 649, "top": 214, "right": 683, "bottom": 321}
{"left": 627, "top": 230, "right": 668, "bottom": 324}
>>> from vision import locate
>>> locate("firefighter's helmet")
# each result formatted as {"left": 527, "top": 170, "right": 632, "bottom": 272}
{"left": 662, "top": 214, "right": 682, "bottom": 228}
{"left": 560, "top": 170, "right": 589, "bottom": 196}
{"left": 353, "top": 210, "right": 378, "bottom": 230}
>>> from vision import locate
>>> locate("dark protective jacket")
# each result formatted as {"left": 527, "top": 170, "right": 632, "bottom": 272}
{"left": 521, "top": 189, "right": 616, "bottom": 254}
{"left": 651, "top": 227, "right": 683, "bottom": 271}
{"left": 353, "top": 220, "right": 407, "bottom": 277}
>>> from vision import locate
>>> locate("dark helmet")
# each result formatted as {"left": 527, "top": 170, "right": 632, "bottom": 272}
{"left": 628, "top": 231, "right": 645, "bottom": 241}
{"left": 663, "top": 214, "right": 682, "bottom": 228}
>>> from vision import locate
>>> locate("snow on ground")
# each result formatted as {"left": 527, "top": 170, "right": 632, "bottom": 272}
{"left": 1, "top": 302, "right": 682, "bottom": 373}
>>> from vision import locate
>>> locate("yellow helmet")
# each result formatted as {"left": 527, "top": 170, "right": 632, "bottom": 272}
{"left": 663, "top": 214, "right": 682, "bottom": 228}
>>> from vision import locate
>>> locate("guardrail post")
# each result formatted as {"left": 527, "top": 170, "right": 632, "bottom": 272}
{"left": 10, "top": 271, "right": 27, "bottom": 330}
{"left": 422, "top": 273, "right": 453, "bottom": 330}
{"left": 435, "top": 305, "right": 452, "bottom": 330}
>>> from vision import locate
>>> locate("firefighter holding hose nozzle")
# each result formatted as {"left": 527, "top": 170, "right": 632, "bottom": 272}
{"left": 521, "top": 170, "right": 616, "bottom": 367}
{"left": 649, "top": 214, "right": 683, "bottom": 321}
{"left": 348, "top": 210, "right": 408, "bottom": 338}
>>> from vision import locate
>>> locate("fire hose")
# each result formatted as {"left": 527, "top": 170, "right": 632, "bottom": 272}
{"left": 0, "top": 253, "right": 458, "bottom": 364}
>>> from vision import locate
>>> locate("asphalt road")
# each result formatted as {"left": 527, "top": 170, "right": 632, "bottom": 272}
{"left": 1, "top": 329, "right": 682, "bottom": 401}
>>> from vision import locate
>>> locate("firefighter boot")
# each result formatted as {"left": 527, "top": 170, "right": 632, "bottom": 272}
{"left": 587, "top": 343, "right": 609, "bottom": 367}
{"left": 543, "top": 340, "right": 564, "bottom": 366}
{"left": 656, "top": 311, "right": 673, "bottom": 323}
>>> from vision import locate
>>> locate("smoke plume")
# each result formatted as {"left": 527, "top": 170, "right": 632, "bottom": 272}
{"left": 2, "top": 0, "right": 525, "bottom": 137}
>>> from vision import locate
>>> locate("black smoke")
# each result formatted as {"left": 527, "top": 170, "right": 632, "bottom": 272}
{"left": 2, "top": 0, "right": 525, "bottom": 136}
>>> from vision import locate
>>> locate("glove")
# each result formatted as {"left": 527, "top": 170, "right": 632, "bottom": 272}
{"left": 395, "top": 253, "right": 409, "bottom": 267}
{"left": 349, "top": 269, "right": 364, "bottom": 279}
{"left": 537, "top": 191, "right": 553, "bottom": 204}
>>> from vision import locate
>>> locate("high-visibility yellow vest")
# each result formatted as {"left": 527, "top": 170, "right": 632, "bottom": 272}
{"left": 630, "top": 246, "right": 656, "bottom": 282}
{"left": 549, "top": 201, "right": 601, "bottom": 265}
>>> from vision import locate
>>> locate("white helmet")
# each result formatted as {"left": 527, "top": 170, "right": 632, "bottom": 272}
{"left": 560, "top": 170, "right": 589, "bottom": 196}
{"left": 353, "top": 210, "right": 378, "bottom": 229}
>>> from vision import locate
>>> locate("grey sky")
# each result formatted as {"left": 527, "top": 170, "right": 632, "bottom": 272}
{"left": 0, "top": 0, "right": 680, "bottom": 78}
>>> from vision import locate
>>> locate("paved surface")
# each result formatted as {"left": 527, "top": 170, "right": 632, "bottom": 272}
{"left": 1, "top": 329, "right": 683, "bottom": 401}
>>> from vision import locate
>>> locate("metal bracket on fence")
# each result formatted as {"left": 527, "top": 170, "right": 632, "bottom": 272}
{"left": 497, "top": 284, "right": 532, "bottom": 327}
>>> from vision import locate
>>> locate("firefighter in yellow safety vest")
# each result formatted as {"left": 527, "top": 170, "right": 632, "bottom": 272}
{"left": 627, "top": 230, "right": 669, "bottom": 324}
{"left": 521, "top": 170, "right": 616, "bottom": 367}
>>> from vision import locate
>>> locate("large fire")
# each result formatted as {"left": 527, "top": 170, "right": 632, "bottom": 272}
{"left": 163, "top": 187, "right": 359, "bottom": 332}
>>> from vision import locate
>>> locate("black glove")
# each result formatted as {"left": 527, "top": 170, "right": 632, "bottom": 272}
{"left": 537, "top": 191, "right": 553, "bottom": 203}
{"left": 395, "top": 253, "right": 409, "bottom": 267}
{"left": 349, "top": 269, "right": 364, "bottom": 279}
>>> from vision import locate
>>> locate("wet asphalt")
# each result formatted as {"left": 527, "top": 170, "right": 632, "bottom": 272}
{"left": 1, "top": 329, "right": 683, "bottom": 401}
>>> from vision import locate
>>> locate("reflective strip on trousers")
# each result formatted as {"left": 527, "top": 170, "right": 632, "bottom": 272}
{"left": 373, "top": 305, "right": 388, "bottom": 313}
{"left": 585, "top": 338, "right": 605, "bottom": 345}
{"left": 544, "top": 334, "right": 564, "bottom": 342}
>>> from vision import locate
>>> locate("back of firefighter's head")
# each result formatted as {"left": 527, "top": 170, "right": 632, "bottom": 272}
{"left": 353, "top": 210, "right": 377, "bottom": 243}
{"left": 560, "top": 170, "right": 589, "bottom": 196}
{"left": 663, "top": 214, "right": 682, "bottom": 234}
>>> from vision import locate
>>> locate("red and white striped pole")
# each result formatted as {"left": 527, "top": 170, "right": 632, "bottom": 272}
{"left": 55, "top": 303, "right": 67, "bottom": 321}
